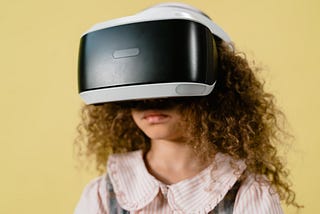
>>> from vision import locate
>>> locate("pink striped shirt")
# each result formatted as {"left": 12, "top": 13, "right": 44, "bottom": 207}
{"left": 74, "top": 150, "right": 283, "bottom": 213}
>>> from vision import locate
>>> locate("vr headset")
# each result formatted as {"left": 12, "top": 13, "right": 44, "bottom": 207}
{"left": 78, "top": 3, "right": 231, "bottom": 104}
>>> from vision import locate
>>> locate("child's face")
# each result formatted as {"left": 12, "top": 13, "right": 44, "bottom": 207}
{"left": 131, "top": 99, "right": 186, "bottom": 142}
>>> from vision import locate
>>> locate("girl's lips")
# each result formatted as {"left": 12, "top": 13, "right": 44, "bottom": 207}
{"left": 142, "top": 111, "right": 170, "bottom": 124}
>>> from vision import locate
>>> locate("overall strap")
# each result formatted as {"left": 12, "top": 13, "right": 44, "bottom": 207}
{"left": 209, "top": 180, "right": 242, "bottom": 214}
{"left": 106, "top": 175, "right": 129, "bottom": 214}
{"left": 106, "top": 174, "right": 241, "bottom": 214}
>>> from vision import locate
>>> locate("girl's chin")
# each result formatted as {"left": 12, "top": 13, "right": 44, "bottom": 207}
{"left": 144, "top": 129, "right": 184, "bottom": 142}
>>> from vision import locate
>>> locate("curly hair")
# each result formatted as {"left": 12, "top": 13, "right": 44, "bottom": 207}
{"left": 75, "top": 40, "right": 300, "bottom": 208}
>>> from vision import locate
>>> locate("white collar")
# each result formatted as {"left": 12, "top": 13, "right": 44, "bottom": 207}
{"left": 107, "top": 150, "right": 246, "bottom": 212}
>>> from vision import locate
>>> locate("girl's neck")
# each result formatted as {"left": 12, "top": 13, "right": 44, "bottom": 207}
{"left": 144, "top": 139, "right": 208, "bottom": 185}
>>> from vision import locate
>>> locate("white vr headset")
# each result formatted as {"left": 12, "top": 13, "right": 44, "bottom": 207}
{"left": 78, "top": 3, "right": 231, "bottom": 104}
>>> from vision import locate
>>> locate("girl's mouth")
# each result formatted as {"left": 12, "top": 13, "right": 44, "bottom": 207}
{"left": 142, "top": 112, "right": 170, "bottom": 124}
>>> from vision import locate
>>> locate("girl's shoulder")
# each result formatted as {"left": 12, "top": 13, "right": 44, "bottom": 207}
{"left": 74, "top": 175, "right": 109, "bottom": 214}
{"left": 234, "top": 174, "right": 283, "bottom": 214}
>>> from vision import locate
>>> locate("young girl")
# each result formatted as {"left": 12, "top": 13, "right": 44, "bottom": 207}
{"left": 75, "top": 3, "right": 299, "bottom": 214}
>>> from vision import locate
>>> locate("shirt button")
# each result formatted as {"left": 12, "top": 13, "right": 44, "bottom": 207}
{"left": 160, "top": 184, "right": 168, "bottom": 198}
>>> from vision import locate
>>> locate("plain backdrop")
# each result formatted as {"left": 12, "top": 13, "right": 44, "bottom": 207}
{"left": 1, "top": 0, "right": 319, "bottom": 213}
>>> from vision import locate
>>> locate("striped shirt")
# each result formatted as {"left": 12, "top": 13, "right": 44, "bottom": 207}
{"left": 74, "top": 150, "right": 283, "bottom": 214}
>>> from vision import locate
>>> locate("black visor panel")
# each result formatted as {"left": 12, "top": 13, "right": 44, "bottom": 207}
{"left": 78, "top": 19, "right": 216, "bottom": 93}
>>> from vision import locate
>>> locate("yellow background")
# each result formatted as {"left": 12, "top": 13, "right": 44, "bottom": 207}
{"left": 0, "top": 0, "right": 319, "bottom": 213}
